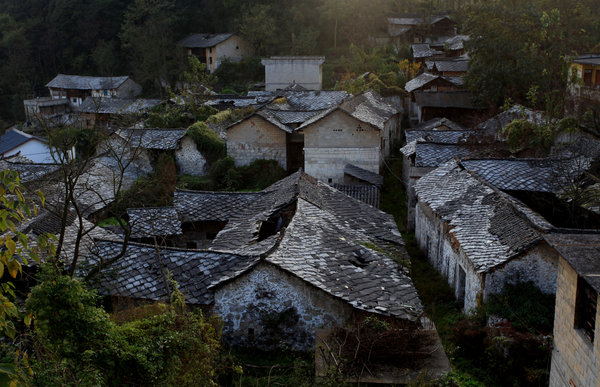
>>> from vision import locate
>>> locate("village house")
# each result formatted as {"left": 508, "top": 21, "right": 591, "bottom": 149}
{"left": 0, "top": 128, "right": 74, "bottom": 163}
{"left": 425, "top": 57, "right": 469, "bottom": 77}
{"left": 84, "top": 172, "right": 450, "bottom": 383}
{"left": 77, "top": 97, "right": 161, "bottom": 128}
{"left": 297, "top": 90, "right": 400, "bottom": 184}
{"left": 569, "top": 54, "right": 600, "bottom": 100}
{"left": 111, "top": 128, "right": 206, "bottom": 176}
{"left": 413, "top": 160, "right": 558, "bottom": 312}
{"left": 45, "top": 74, "right": 142, "bottom": 108}
{"left": 404, "top": 72, "right": 465, "bottom": 122}
{"left": 225, "top": 89, "right": 349, "bottom": 171}
{"left": 179, "top": 33, "right": 254, "bottom": 73}
{"left": 387, "top": 14, "right": 456, "bottom": 46}
{"left": 23, "top": 97, "right": 69, "bottom": 123}
{"left": 262, "top": 56, "right": 325, "bottom": 91}
{"left": 546, "top": 232, "right": 600, "bottom": 387}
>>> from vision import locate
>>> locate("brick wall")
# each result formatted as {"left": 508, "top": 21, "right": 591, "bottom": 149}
{"left": 226, "top": 116, "right": 287, "bottom": 169}
{"left": 549, "top": 257, "right": 600, "bottom": 387}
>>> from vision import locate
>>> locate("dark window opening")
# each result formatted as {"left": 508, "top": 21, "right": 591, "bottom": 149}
{"left": 206, "top": 232, "right": 218, "bottom": 240}
{"left": 257, "top": 202, "right": 296, "bottom": 241}
{"left": 584, "top": 69, "right": 593, "bottom": 86}
{"left": 575, "top": 276, "right": 597, "bottom": 342}
{"left": 247, "top": 328, "right": 255, "bottom": 341}
{"left": 186, "top": 242, "right": 197, "bottom": 249}
{"left": 456, "top": 265, "right": 466, "bottom": 305}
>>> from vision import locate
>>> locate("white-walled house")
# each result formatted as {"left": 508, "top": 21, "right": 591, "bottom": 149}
{"left": 414, "top": 160, "right": 558, "bottom": 312}
{"left": 0, "top": 128, "right": 73, "bottom": 163}
{"left": 46, "top": 74, "right": 142, "bottom": 108}
{"left": 179, "top": 33, "right": 254, "bottom": 73}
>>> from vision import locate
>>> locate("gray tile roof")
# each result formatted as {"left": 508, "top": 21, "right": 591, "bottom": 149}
{"left": 280, "top": 90, "right": 348, "bottom": 111}
{"left": 46, "top": 74, "right": 130, "bottom": 90}
{"left": 411, "top": 44, "right": 443, "bottom": 59}
{"left": 298, "top": 91, "right": 397, "bottom": 131}
{"left": 573, "top": 54, "right": 600, "bottom": 66}
{"left": 266, "top": 198, "right": 422, "bottom": 320}
{"left": 127, "top": 207, "right": 183, "bottom": 238}
{"left": 87, "top": 240, "right": 259, "bottom": 305}
{"left": 255, "top": 110, "right": 293, "bottom": 133}
{"left": 544, "top": 232, "right": 600, "bottom": 293}
{"left": 332, "top": 183, "right": 380, "bottom": 208}
{"left": 460, "top": 159, "right": 559, "bottom": 193}
{"left": 405, "top": 73, "right": 439, "bottom": 93}
{"left": 414, "top": 142, "right": 472, "bottom": 167}
{"left": 415, "top": 160, "right": 552, "bottom": 273}
{"left": 388, "top": 17, "right": 423, "bottom": 25}
{"left": 413, "top": 117, "right": 468, "bottom": 132}
{"left": 344, "top": 164, "right": 384, "bottom": 187}
{"left": 117, "top": 129, "right": 187, "bottom": 150}
{"left": 475, "top": 105, "right": 545, "bottom": 132}
{"left": 426, "top": 59, "right": 469, "bottom": 73}
{"left": 0, "top": 157, "right": 59, "bottom": 183}
{"left": 174, "top": 190, "right": 262, "bottom": 223}
{"left": 178, "top": 33, "right": 234, "bottom": 48}
{"left": 0, "top": 129, "right": 47, "bottom": 155}
{"left": 78, "top": 97, "right": 161, "bottom": 114}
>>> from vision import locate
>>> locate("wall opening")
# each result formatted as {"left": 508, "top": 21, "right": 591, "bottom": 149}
{"left": 456, "top": 265, "right": 466, "bottom": 305}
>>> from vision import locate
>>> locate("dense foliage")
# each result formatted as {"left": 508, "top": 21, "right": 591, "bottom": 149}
{"left": 23, "top": 268, "right": 224, "bottom": 386}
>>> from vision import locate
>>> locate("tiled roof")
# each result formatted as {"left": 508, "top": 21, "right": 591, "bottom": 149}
{"left": 415, "top": 160, "right": 552, "bottom": 273}
{"left": 266, "top": 110, "right": 321, "bottom": 125}
{"left": 46, "top": 74, "right": 130, "bottom": 90}
{"left": 573, "top": 54, "right": 600, "bottom": 66}
{"left": 0, "top": 129, "right": 47, "bottom": 155}
{"left": 87, "top": 240, "right": 259, "bottom": 305}
{"left": 178, "top": 33, "right": 234, "bottom": 48}
{"left": 78, "top": 97, "right": 161, "bottom": 114}
{"left": 413, "top": 117, "right": 468, "bottom": 132}
{"left": 405, "top": 73, "right": 439, "bottom": 93}
{"left": 332, "top": 183, "right": 380, "bottom": 208}
{"left": 544, "top": 232, "right": 600, "bottom": 293}
{"left": 174, "top": 190, "right": 262, "bottom": 223}
{"left": 414, "top": 142, "right": 472, "bottom": 167}
{"left": 255, "top": 110, "right": 293, "bottom": 133}
{"left": 388, "top": 17, "right": 423, "bottom": 25}
{"left": 475, "top": 105, "right": 545, "bottom": 132}
{"left": 460, "top": 159, "right": 559, "bottom": 193}
{"left": 117, "top": 129, "right": 187, "bottom": 150}
{"left": 344, "top": 164, "right": 384, "bottom": 187}
{"left": 411, "top": 44, "right": 443, "bottom": 59}
{"left": 426, "top": 59, "right": 469, "bottom": 73}
{"left": 405, "top": 129, "right": 472, "bottom": 146}
{"left": 266, "top": 198, "right": 422, "bottom": 320}
{"left": 0, "top": 157, "right": 59, "bottom": 183}
{"left": 127, "top": 207, "right": 183, "bottom": 238}
{"left": 298, "top": 91, "right": 397, "bottom": 131}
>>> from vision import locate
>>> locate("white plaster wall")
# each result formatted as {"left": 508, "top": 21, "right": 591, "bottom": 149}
{"left": 215, "top": 35, "right": 254, "bottom": 68}
{"left": 304, "top": 147, "right": 379, "bottom": 183}
{"left": 262, "top": 58, "right": 324, "bottom": 91}
{"left": 5, "top": 140, "right": 55, "bottom": 164}
{"left": 213, "top": 263, "right": 352, "bottom": 351}
{"left": 303, "top": 110, "right": 380, "bottom": 148}
{"left": 175, "top": 136, "right": 207, "bottom": 176}
{"left": 484, "top": 244, "right": 558, "bottom": 299}
{"left": 226, "top": 116, "right": 287, "bottom": 169}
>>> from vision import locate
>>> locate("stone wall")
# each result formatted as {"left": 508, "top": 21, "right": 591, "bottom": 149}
{"left": 175, "top": 136, "right": 207, "bottom": 176}
{"left": 549, "top": 257, "right": 600, "bottom": 387}
{"left": 213, "top": 262, "right": 353, "bottom": 351}
{"left": 305, "top": 147, "right": 379, "bottom": 184}
{"left": 226, "top": 116, "right": 287, "bottom": 169}
{"left": 484, "top": 244, "right": 558, "bottom": 299}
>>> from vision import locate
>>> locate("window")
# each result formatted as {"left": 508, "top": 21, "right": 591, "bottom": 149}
{"left": 209, "top": 57, "right": 213, "bottom": 65}
{"left": 584, "top": 69, "right": 593, "bottom": 86}
{"left": 103, "top": 89, "right": 108, "bottom": 96}
{"left": 72, "top": 98, "right": 77, "bottom": 103}
{"left": 574, "top": 276, "right": 597, "bottom": 342}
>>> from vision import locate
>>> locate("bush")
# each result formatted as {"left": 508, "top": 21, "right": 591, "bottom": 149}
{"left": 186, "top": 121, "right": 226, "bottom": 166}
{"left": 117, "top": 153, "right": 177, "bottom": 208}
{"left": 238, "top": 159, "right": 286, "bottom": 191}
{"left": 147, "top": 103, "right": 218, "bottom": 128}
{"left": 177, "top": 174, "right": 215, "bottom": 191}
{"left": 25, "top": 268, "right": 224, "bottom": 386}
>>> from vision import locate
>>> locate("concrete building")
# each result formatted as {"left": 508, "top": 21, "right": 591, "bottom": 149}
{"left": 262, "top": 57, "right": 325, "bottom": 91}
{"left": 298, "top": 91, "right": 400, "bottom": 184}
{"left": 179, "top": 33, "right": 254, "bottom": 73}
{"left": 414, "top": 160, "right": 558, "bottom": 312}
{"left": 46, "top": 74, "right": 142, "bottom": 108}
{"left": 547, "top": 232, "right": 600, "bottom": 387}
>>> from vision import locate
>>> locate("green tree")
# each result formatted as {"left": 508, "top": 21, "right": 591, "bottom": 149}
{"left": 238, "top": 4, "right": 277, "bottom": 56}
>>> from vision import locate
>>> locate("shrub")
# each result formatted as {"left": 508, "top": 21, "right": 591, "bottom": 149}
{"left": 177, "top": 174, "right": 215, "bottom": 191}
{"left": 186, "top": 121, "right": 226, "bottom": 166}
{"left": 238, "top": 159, "right": 287, "bottom": 191}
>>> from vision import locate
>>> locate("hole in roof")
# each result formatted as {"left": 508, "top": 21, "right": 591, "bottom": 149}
{"left": 257, "top": 201, "right": 297, "bottom": 242}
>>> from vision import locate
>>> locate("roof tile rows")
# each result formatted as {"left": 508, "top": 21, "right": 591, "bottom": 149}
{"left": 46, "top": 74, "right": 130, "bottom": 90}
{"left": 415, "top": 160, "right": 552, "bottom": 273}
{"left": 127, "top": 207, "right": 183, "bottom": 239}
{"left": 117, "top": 128, "right": 187, "bottom": 150}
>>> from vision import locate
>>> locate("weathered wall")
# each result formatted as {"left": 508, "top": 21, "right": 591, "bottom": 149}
{"left": 6, "top": 140, "right": 55, "bottom": 164}
{"left": 175, "top": 136, "right": 207, "bottom": 176}
{"left": 262, "top": 57, "right": 324, "bottom": 91}
{"left": 484, "top": 244, "right": 558, "bottom": 299}
{"left": 213, "top": 262, "right": 353, "bottom": 351}
{"left": 303, "top": 110, "right": 381, "bottom": 183}
{"left": 415, "top": 202, "right": 484, "bottom": 313}
{"left": 226, "top": 116, "right": 287, "bottom": 169}
{"left": 214, "top": 35, "right": 254, "bottom": 69}
{"left": 549, "top": 257, "right": 600, "bottom": 387}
